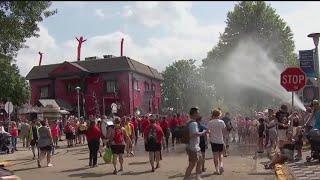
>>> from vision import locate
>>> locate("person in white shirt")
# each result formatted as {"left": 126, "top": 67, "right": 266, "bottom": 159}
{"left": 207, "top": 109, "right": 226, "bottom": 175}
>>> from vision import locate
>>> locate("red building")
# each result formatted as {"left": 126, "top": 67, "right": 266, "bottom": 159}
{"left": 26, "top": 56, "right": 163, "bottom": 117}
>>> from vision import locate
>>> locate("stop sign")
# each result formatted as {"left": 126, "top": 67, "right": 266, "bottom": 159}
{"left": 281, "top": 67, "right": 307, "bottom": 92}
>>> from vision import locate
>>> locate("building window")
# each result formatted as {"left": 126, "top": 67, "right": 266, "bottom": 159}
{"left": 134, "top": 80, "right": 139, "bottom": 91}
{"left": 66, "top": 83, "right": 80, "bottom": 95}
{"left": 145, "top": 82, "right": 150, "bottom": 91}
{"left": 151, "top": 84, "right": 155, "bottom": 91}
{"left": 40, "top": 86, "right": 49, "bottom": 98}
{"left": 105, "top": 80, "right": 118, "bottom": 93}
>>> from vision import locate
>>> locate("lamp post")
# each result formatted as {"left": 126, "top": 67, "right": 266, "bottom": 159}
{"left": 308, "top": 33, "right": 320, "bottom": 100}
{"left": 75, "top": 86, "right": 81, "bottom": 120}
{"left": 176, "top": 97, "right": 179, "bottom": 113}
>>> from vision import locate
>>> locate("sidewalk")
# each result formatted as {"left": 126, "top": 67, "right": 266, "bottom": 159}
{"left": 276, "top": 149, "right": 320, "bottom": 180}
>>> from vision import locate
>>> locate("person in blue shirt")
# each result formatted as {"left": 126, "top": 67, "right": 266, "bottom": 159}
{"left": 196, "top": 116, "right": 208, "bottom": 173}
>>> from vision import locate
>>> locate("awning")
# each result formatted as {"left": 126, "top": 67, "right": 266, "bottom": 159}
{"left": 60, "top": 109, "right": 70, "bottom": 115}
{"left": 56, "top": 99, "right": 73, "bottom": 111}
{"left": 38, "top": 99, "right": 59, "bottom": 108}
{"left": 38, "top": 99, "right": 73, "bottom": 112}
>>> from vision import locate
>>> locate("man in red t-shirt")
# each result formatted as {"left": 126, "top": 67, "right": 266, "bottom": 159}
{"left": 141, "top": 116, "right": 150, "bottom": 138}
{"left": 160, "top": 116, "right": 170, "bottom": 151}
{"left": 170, "top": 114, "right": 179, "bottom": 147}
{"left": 144, "top": 116, "right": 164, "bottom": 172}
{"left": 131, "top": 117, "right": 139, "bottom": 144}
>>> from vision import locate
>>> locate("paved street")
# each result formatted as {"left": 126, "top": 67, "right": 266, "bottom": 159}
{"left": 282, "top": 148, "right": 320, "bottom": 180}
{"left": 2, "top": 138, "right": 275, "bottom": 180}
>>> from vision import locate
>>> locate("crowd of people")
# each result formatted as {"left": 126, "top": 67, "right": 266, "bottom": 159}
{"left": 1, "top": 100, "right": 320, "bottom": 180}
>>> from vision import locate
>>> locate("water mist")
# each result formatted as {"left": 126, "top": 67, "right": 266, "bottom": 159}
{"left": 221, "top": 38, "right": 306, "bottom": 111}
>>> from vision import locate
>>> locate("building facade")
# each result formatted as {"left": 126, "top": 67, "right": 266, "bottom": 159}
{"left": 26, "top": 56, "right": 163, "bottom": 117}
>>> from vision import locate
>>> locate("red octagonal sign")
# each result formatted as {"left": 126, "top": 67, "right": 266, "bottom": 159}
{"left": 281, "top": 67, "right": 307, "bottom": 92}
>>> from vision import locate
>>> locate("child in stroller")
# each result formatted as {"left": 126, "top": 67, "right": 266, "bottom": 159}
{"left": 0, "top": 131, "right": 13, "bottom": 154}
{"left": 306, "top": 128, "right": 320, "bottom": 162}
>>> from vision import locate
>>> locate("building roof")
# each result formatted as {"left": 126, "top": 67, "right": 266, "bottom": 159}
{"left": 26, "top": 56, "right": 163, "bottom": 81}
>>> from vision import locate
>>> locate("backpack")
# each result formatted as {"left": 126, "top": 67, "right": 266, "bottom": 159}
{"left": 147, "top": 126, "right": 157, "bottom": 144}
{"left": 180, "top": 121, "right": 193, "bottom": 144}
{"left": 113, "top": 128, "right": 124, "bottom": 144}
{"left": 226, "top": 121, "right": 233, "bottom": 131}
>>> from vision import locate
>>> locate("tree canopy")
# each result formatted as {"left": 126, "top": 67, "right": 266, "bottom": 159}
{"left": 203, "top": 1, "right": 296, "bottom": 69}
{"left": 162, "top": 59, "right": 215, "bottom": 114}
{"left": 0, "top": 1, "right": 57, "bottom": 57}
{"left": 0, "top": 54, "right": 30, "bottom": 105}
{"left": 0, "top": 1, "right": 56, "bottom": 106}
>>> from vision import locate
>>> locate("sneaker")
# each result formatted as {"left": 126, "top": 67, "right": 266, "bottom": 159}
{"left": 219, "top": 167, "right": 224, "bottom": 174}
{"left": 113, "top": 170, "right": 117, "bottom": 175}
{"left": 47, "top": 163, "right": 53, "bottom": 167}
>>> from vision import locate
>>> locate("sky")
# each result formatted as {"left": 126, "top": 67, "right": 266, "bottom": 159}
{"left": 16, "top": 1, "right": 320, "bottom": 76}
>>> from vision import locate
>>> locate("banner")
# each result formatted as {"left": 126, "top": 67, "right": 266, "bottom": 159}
{"left": 299, "top": 50, "right": 316, "bottom": 77}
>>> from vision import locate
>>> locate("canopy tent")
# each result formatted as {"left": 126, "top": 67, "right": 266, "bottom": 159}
{"left": 59, "top": 109, "right": 70, "bottom": 115}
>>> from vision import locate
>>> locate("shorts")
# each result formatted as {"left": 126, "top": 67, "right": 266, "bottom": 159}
{"left": 278, "top": 129, "right": 287, "bottom": 141}
{"left": 66, "top": 132, "right": 75, "bottom": 140}
{"left": 145, "top": 142, "right": 162, "bottom": 152}
{"left": 186, "top": 148, "right": 202, "bottom": 162}
{"left": 211, "top": 143, "right": 224, "bottom": 153}
{"left": 200, "top": 143, "right": 206, "bottom": 153}
{"left": 111, "top": 144, "right": 125, "bottom": 154}
{"left": 258, "top": 131, "right": 264, "bottom": 138}
{"left": 39, "top": 145, "right": 52, "bottom": 152}
{"left": 78, "top": 130, "right": 86, "bottom": 135}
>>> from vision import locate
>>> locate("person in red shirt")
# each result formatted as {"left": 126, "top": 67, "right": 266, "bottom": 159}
{"left": 170, "top": 114, "right": 178, "bottom": 147}
{"left": 160, "top": 116, "right": 170, "bottom": 152}
{"left": 10, "top": 121, "right": 19, "bottom": 152}
{"left": 144, "top": 116, "right": 164, "bottom": 172}
{"left": 131, "top": 117, "right": 139, "bottom": 144}
{"left": 85, "top": 120, "right": 101, "bottom": 167}
{"left": 141, "top": 116, "right": 150, "bottom": 137}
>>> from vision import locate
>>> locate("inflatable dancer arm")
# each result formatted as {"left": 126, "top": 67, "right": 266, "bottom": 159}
{"left": 76, "top": 37, "right": 80, "bottom": 42}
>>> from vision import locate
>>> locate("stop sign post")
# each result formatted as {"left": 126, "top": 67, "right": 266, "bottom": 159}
{"left": 280, "top": 67, "right": 307, "bottom": 109}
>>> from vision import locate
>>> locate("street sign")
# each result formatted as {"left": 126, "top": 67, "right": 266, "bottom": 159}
{"left": 4, "top": 101, "right": 13, "bottom": 114}
{"left": 299, "top": 50, "right": 315, "bottom": 77}
{"left": 281, "top": 67, "right": 307, "bottom": 92}
{"left": 111, "top": 103, "right": 117, "bottom": 113}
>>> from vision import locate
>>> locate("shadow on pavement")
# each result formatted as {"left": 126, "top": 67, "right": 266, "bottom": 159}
{"left": 121, "top": 170, "right": 153, "bottom": 176}
{"left": 12, "top": 166, "right": 39, "bottom": 172}
{"left": 68, "top": 172, "right": 113, "bottom": 178}
{"left": 247, "top": 172, "right": 274, "bottom": 176}
{"left": 4, "top": 158, "right": 31, "bottom": 162}
{"left": 128, "top": 161, "right": 149, "bottom": 165}
{"left": 61, "top": 167, "right": 89, "bottom": 173}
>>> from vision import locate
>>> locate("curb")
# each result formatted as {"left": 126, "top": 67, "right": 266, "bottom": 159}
{"left": 275, "top": 164, "right": 295, "bottom": 180}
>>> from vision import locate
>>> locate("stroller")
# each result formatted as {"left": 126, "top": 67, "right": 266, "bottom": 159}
{"left": 0, "top": 132, "right": 13, "bottom": 154}
{"left": 306, "top": 128, "right": 320, "bottom": 162}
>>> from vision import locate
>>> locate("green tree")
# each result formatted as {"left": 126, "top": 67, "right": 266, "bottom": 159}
{"left": 162, "top": 60, "right": 215, "bottom": 113}
{"left": 0, "top": 55, "right": 30, "bottom": 105}
{"left": 202, "top": 1, "right": 298, "bottom": 110}
{"left": 0, "top": 1, "right": 55, "bottom": 106}
{"left": 0, "top": 1, "right": 57, "bottom": 57}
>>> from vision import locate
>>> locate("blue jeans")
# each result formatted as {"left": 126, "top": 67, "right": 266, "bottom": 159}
{"left": 11, "top": 137, "right": 17, "bottom": 150}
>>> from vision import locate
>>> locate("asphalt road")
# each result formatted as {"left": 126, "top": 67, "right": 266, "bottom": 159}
{"left": 2, "top": 138, "right": 276, "bottom": 180}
